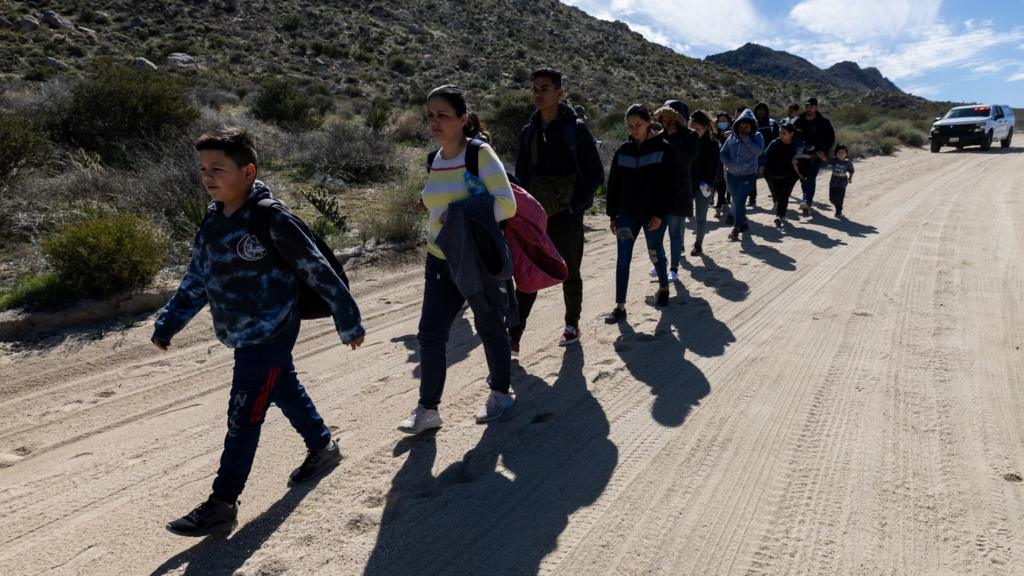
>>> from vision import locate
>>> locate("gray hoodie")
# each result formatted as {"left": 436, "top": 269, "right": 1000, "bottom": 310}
{"left": 719, "top": 109, "right": 765, "bottom": 177}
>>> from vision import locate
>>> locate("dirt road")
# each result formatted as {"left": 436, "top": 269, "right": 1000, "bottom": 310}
{"left": 2, "top": 147, "right": 1024, "bottom": 575}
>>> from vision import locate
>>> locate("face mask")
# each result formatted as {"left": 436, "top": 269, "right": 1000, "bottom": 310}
{"left": 717, "top": 122, "right": 729, "bottom": 131}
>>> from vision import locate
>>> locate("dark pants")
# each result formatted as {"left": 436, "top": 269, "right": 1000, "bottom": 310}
{"left": 800, "top": 158, "right": 822, "bottom": 205}
{"left": 418, "top": 254, "right": 511, "bottom": 410}
{"left": 767, "top": 176, "right": 799, "bottom": 218}
{"left": 693, "top": 190, "right": 711, "bottom": 246}
{"left": 212, "top": 320, "right": 331, "bottom": 502}
{"left": 750, "top": 178, "right": 759, "bottom": 204}
{"left": 830, "top": 186, "right": 847, "bottom": 214}
{"left": 715, "top": 179, "right": 729, "bottom": 210}
{"left": 615, "top": 214, "right": 667, "bottom": 304}
{"left": 510, "top": 210, "right": 584, "bottom": 341}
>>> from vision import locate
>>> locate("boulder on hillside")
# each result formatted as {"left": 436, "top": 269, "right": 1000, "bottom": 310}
{"left": 131, "top": 57, "right": 158, "bottom": 71}
{"left": 20, "top": 15, "right": 40, "bottom": 30}
{"left": 77, "top": 26, "right": 98, "bottom": 42}
{"left": 41, "top": 10, "right": 73, "bottom": 29}
{"left": 166, "top": 52, "right": 198, "bottom": 72}
{"left": 0, "top": 16, "right": 13, "bottom": 29}
{"left": 43, "top": 56, "right": 68, "bottom": 70}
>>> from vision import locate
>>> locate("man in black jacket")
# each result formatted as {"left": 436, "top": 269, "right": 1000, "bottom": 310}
{"left": 793, "top": 97, "right": 836, "bottom": 215}
{"left": 511, "top": 68, "right": 605, "bottom": 352}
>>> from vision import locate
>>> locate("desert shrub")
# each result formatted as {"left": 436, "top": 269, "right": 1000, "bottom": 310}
{"left": 831, "top": 104, "right": 874, "bottom": 126}
{"left": 251, "top": 77, "right": 322, "bottom": 131}
{"left": 877, "top": 136, "right": 901, "bottom": 156}
{"left": 0, "top": 273, "right": 66, "bottom": 310}
{"left": 300, "top": 186, "right": 347, "bottom": 231}
{"left": 393, "top": 109, "right": 427, "bottom": 144}
{"left": 58, "top": 62, "right": 198, "bottom": 163}
{"left": 294, "top": 122, "right": 396, "bottom": 183}
{"left": 485, "top": 90, "right": 534, "bottom": 158}
{"left": 365, "top": 99, "right": 393, "bottom": 134}
{"left": 388, "top": 56, "right": 415, "bottom": 75}
{"left": 360, "top": 172, "right": 424, "bottom": 244}
{"left": 43, "top": 212, "right": 167, "bottom": 301}
{"left": 0, "top": 114, "right": 50, "bottom": 179}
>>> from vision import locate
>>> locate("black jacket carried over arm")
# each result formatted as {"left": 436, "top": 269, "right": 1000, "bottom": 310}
{"left": 605, "top": 131, "right": 677, "bottom": 221}
{"left": 515, "top": 102, "right": 605, "bottom": 214}
{"left": 691, "top": 134, "right": 720, "bottom": 192}
{"left": 663, "top": 128, "right": 699, "bottom": 217}
{"left": 793, "top": 112, "right": 836, "bottom": 155}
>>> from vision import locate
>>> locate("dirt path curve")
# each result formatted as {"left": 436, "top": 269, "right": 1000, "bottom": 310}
{"left": 2, "top": 147, "right": 1023, "bottom": 576}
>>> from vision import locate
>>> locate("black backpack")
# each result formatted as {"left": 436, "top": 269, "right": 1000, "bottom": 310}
{"left": 249, "top": 198, "right": 351, "bottom": 320}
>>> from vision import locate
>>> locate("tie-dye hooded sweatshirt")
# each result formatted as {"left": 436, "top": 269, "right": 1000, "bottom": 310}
{"left": 153, "top": 181, "right": 364, "bottom": 349}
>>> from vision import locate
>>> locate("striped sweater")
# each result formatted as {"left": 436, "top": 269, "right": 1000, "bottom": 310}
{"left": 423, "top": 142, "right": 516, "bottom": 259}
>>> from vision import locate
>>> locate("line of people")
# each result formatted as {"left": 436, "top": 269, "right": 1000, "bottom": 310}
{"left": 151, "top": 67, "right": 856, "bottom": 536}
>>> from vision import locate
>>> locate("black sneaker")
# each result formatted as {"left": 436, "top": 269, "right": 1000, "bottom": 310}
{"left": 690, "top": 242, "right": 703, "bottom": 256}
{"left": 167, "top": 496, "right": 238, "bottom": 536}
{"left": 774, "top": 217, "right": 783, "bottom": 228}
{"left": 655, "top": 289, "right": 670, "bottom": 307}
{"left": 289, "top": 438, "right": 342, "bottom": 486}
{"left": 604, "top": 307, "right": 627, "bottom": 324}
{"left": 728, "top": 229, "right": 739, "bottom": 242}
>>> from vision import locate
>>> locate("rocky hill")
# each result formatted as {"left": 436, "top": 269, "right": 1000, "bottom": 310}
{"left": 1, "top": 1, "right": 921, "bottom": 115}
{"left": 707, "top": 43, "right": 902, "bottom": 94}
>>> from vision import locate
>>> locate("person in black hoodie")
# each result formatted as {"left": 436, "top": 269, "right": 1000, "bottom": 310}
{"left": 511, "top": 68, "right": 605, "bottom": 353}
{"left": 793, "top": 97, "right": 836, "bottom": 215}
{"left": 688, "top": 111, "right": 720, "bottom": 256}
{"left": 761, "top": 123, "right": 805, "bottom": 228}
{"left": 651, "top": 100, "right": 698, "bottom": 280}
{"left": 751, "top": 102, "right": 780, "bottom": 209}
{"left": 605, "top": 105, "right": 677, "bottom": 323}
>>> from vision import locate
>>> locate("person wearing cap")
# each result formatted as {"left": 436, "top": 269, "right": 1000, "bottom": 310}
{"left": 650, "top": 100, "right": 699, "bottom": 281}
{"left": 793, "top": 97, "right": 836, "bottom": 215}
{"left": 719, "top": 108, "right": 764, "bottom": 241}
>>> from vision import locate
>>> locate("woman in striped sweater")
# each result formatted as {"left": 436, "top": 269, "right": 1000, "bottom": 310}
{"left": 398, "top": 85, "right": 518, "bottom": 436}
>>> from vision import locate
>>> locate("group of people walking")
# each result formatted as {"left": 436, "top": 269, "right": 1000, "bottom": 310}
{"left": 151, "top": 66, "right": 856, "bottom": 536}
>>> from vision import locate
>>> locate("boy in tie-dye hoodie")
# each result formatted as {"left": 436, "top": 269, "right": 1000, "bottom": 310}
{"left": 153, "top": 128, "right": 366, "bottom": 535}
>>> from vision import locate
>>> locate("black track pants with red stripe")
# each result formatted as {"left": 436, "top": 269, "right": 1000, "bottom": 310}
{"left": 212, "top": 320, "right": 331, "bottom": 502}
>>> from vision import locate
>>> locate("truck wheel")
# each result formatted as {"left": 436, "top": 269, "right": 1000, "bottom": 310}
{"left": 980, "top": 131, "right": 993, "bottom": 151}
{"left": 930, "top": 141, "right": 941, "bottom": 153}
{"left": 1002, "top": 128, "right": 1013, "bottom": 148}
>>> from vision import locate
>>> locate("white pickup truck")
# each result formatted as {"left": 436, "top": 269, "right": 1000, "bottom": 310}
{"left": 929, "top": 105, "right": 1014, "bottom": 153}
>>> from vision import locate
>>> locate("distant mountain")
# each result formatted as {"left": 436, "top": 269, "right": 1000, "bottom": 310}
{"left": 707, "top": 43, "right": 902, "bottom": 94}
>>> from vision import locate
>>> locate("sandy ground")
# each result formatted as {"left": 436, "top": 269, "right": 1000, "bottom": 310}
{"left": 2, "top": 147, "right": 1024, "bottom": 576}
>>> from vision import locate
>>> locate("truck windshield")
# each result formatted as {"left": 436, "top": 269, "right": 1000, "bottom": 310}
{"left": 945, "top": 107, "right": 991, "bottom": 119}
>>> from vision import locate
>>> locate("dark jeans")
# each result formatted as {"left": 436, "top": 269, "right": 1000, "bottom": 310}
{"left": 693, "top": 190, "right": 711, "bottom": 246}
{"left": 665, "top": 214, "right": 685, "bottom": 270}
{"left": 510, "top": 210, "right": 584, "bottom": 340}
{"left": 418, "top": 254, "right": 511, "bottom": 410}
{"left": 767, "top": 176, "right": 799, "bottom": 218}
{"left": 725, "top": 173, "right": 757, "bottom": 231}
{"left": 715, "top": 179, "right": 729, "bottom": 209}
{"left": 615, "top": 214, "right": 667, "bottom": 304}
{"left": 750, "top": 178, "right": 759, "bottom": 204}
{"left": 212, "top": 319, "right": 331, "bottom": 502}
{"left": 830, "top": 186, "right": 847, "bottom": 213}
{"left": 800, "top": 158, "right": 822, "bottom": 205}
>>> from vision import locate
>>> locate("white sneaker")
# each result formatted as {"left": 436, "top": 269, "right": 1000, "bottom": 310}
{"left": 398, "top": 405, "right": 443, "bottom": 435}
{"left": 475, "top": 391, "right": 515, "bottom": 423}
{"left": 648, "top": 266, "right": 658, "bottom": 277}
{"left": 667, "top": 270, "right": 678, "bottom": 282}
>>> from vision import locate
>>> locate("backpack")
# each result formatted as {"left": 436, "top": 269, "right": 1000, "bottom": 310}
{"left": 521, "top": 119, "right": 584, "bottom": 215}
{"left": 249, "top": 199, "right": 351, "bottom": 320}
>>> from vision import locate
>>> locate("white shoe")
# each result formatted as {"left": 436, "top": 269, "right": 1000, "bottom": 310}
{"left": 475, "top": 391, "right": 515, "bottom": 423}
{"left": 667, "top": 270, "right": 678, "bottom": 282}
{"left": 648, "top": 266, "right": 658, "bottom": 277}
{"left": 398, "top": 405, "right": 443, "bottom": 435}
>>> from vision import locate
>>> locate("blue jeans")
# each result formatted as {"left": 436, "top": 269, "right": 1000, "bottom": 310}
{"left": 417, "top": 254, "right": 511, "bottom": 410}
{"left": 615, "top": 214, "right": 668, "bottom": 304}
{"left": 800, "top": 158, "right": 822, "bottom": 205}
{"left": 665, "top": 214, "right": 685, "bottom": 270}
{"left": 725, "top": 173, "right": 757, "bottom": 231}
{"left": 213, "top": 319, "right": 332, "bottom": 502}
{"left": 693, "top": 190, "right": 711, "bottom": 246}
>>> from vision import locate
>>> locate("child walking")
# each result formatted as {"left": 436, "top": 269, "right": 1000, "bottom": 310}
{"left": 153, "top": 128, "right": 366, "bottom": 535}
{"left": 828, "top": 144, "right": 855, "bottom": 218}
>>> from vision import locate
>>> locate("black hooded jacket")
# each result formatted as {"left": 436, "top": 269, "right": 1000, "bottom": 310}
{"left": 691, "top": 132, "right": 720, "bottom": 193}
{"left": 606, "top": 129, "right": 677, "bottom": 220}
{"left": 515, "top": 102, "right": 605, "bottom": 215}
{"left": 793, "top": 111, "right": 836, "bottom": 155}
{"left": 662, "top": 128, "right": 699, "bottom": 217}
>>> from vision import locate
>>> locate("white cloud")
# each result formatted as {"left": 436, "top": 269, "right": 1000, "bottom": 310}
{"left": 1010, "top": 68, "right": 1024, "bottom": 82}
{"left": 789, "top": 0, "right": 941, "bottom": 41}
{"left": 788, "top": 24, "right": 1024, "bottom": 81}
{"left": 904, "top": 85, "right": 941, "bottom": 96}
{"left": 562, "top": 0, "right": 759, "bottom": 49}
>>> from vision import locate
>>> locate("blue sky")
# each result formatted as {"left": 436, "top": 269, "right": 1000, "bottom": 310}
{"left": 561, "top": 0, "right": 1024, "bottom": 106}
